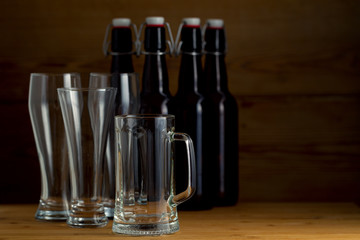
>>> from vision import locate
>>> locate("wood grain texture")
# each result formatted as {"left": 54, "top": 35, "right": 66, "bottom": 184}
{"left": 0, "top": 0, "right": 360, "bottom": 202}
{"left": 1, "top": 203, "right": 360, "bottom": 239}
{"left": 238, "top": 95, "right": 360, "bottom": 201}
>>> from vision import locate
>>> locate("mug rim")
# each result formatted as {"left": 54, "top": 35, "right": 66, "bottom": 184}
{"left": 115, "top": 114, "right": 175, "bottom": 119}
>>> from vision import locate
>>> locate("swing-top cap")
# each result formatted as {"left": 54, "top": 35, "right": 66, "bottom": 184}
{"left": 182, "top": 17, "right": 201, "bottom": 27}
{"left": 146, "top": 16, "right": 165, "bottom": 26}
{"left": 112, "top": 18, "right": 131, "bottom": 27}
{"left": 206, "top": 19, "right": 224, "bottom": 28}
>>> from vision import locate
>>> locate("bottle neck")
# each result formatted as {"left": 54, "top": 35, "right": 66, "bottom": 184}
{"left": 177, "top": 26, "right": 203, "bottom": 94}
{"left": 111, "top": 55, "right": 134, "bottom": 73}
{"left": 204, "top": 27, "right": 228, "bottom": 92}
{"left": 180, "top": 26, "right": 202, "bottom": 52}
{"left": 111, "top": 27, "right": 134, "bottom": 73}
{"left": 141, "top": 25, "right": 170, "bottom": 95}
{"left": 177, "top": 53, "right": 203, "bottom": 94}
{"left": 204, "top": 28, "right": 226, "bottom": 53}
{"left": 204, "top": 53, "right": 228, "bottom": 92}
{"left": 144, "top": 26, "right": 166, "bottom": 52}
{"left": 111, "top": 27, "right": 132, "bottom": 52}
{"left": 142, "top": 54, "right": 170, "bottom": 95}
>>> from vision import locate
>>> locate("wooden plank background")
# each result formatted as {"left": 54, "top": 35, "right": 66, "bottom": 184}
{"left": 0, "top": 0, "right": 359, "bottom": 203}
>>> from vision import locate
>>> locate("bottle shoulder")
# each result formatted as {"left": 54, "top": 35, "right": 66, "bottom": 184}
{"left": 141, "top": 91, "right": 172, "bottom": 99}
{"left": 206, "top": 89, "right": 235, "bottom": 98}
{"left": 139, "top": 93, "right": 172, "bottom": 114}
{"left": 206, "top": 91, "right": 238, "bottom": 108}
{"left": 174, "top": 91, "right": 213, "bottom": 104}
{"left": 174, "top": 90, "right": 203, "bottom": 99}
{"left": 172, "top": 95, "right": 213, "bottom": 117}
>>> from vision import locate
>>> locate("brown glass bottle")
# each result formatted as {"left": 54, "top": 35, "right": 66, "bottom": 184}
{"left": 173, "top": 18, "right": 213, "bottom": 210}
{"left": 204, "top": 19, "right": 239, "bottom": 206}
{"left": 139, "top": 17, "right": 172, "bottom": 114}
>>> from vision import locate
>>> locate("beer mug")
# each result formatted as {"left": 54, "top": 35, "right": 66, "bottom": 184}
{"left": 113, "top": 114, "right": 196, "bottom": 235}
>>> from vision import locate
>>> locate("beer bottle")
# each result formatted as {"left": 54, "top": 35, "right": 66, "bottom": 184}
{"left": 204, "top": 19, "right": 239, "bottom": 206}
{"left": 174, "top": 18, "right": 213, "bottom": 210}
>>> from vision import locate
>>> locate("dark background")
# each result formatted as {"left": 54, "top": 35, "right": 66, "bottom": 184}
{"left": 0, "top": 0, "right": 359, "bottom": 203}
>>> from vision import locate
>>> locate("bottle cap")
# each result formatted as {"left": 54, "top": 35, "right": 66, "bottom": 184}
{"left": 146, "top": 16, "right": 165, "bottom": 26}
{"left": 206, "top": 19, "right": 224, "bottom": 29}
{"left": 182, "top": 17, "right": 200, "bottom": 27}
{"left": 112, "top": 18, "right": 131, "bottom": 27}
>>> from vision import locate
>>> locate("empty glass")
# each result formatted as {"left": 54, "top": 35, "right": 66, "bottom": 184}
{"left": 28, "top": 73, "right": 81, "bottom": 221}
{"left": 89, "top": 73, "right": 140, "bottom": 218}
{"left": 57, "top": 87, "right": 117, "bottom": 227}
{"left": 113, "top": 114, "right": 196, "bottom": 235}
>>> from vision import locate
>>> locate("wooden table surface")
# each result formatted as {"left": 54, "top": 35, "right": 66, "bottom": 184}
{"left": 1, "top": 203, "right": 360, "bottom": 239}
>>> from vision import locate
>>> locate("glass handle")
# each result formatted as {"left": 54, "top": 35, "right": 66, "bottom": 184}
{"left": 171, "top": 132, "right": 196, "bottom": 205}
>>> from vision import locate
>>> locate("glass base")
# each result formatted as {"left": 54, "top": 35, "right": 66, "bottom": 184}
{"left": 104, "top": 206, "right": 114, "bottom": 219}
{"left": 67, "top": 216, "right": 108, "bottom": 228}
{"left": 35, "top": 209, "right": 68, "bottom": 221}
{"left": 112, "top": 221, "right": 179, "bottom": 236}
{"left": 67, "top": 203, "right": 108, "bottom": 228}
{"left": 35, "top": 200, "right": 68, "bottom": 221}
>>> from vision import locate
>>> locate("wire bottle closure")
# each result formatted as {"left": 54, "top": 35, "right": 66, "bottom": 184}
{"left": 102, "top": 22, "right": 138, "bottom": 56}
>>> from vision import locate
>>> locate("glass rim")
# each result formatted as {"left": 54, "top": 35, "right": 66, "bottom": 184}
{"left": 115, "top": 114, "right": 175, "bottom": 119}
{"left": 57, "top": 87, "right": 117, "bottom": 92}
{"left": 30, "top": 72, "right": 80, "bottom": 77}
{"left": 90, "top": 72, "right": 139, "bottom": 77}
